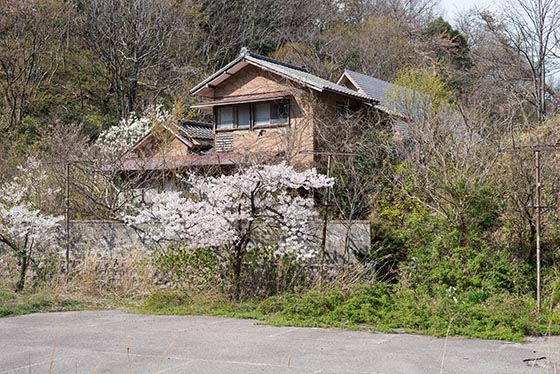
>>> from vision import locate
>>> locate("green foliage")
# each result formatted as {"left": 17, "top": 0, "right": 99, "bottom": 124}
{"left": 152, "top": 244, "right": 309, "bottom": 299}
{"left": 399, "top": 230, "right": 521, "bottom": 294}
{"left": 388, "top": 67, "right": 455, "bottom": 115}
{"left": 443, "top": 182, "right": 501, "bottom": 233}
{"left": 366, "top": 191, "right": 430, "bottom": 280}
{"left": 138, "top": 289, "right": 262, "bottom": 319}
{"left": 423, "top": 17, "right": 472, "bottom": 70}
{"left": 0, "top": 289, "right": 83, "bottom": 317}
{"left": 387, "top": 285, "right": 554, "bottom": 341}
{"left": 139, "top": 281, "right": 560, "bottom": 341}
{"left": 375, "top": 181, "right": 522, "bottom": 294}
{"left": 153, "top": 245, "right": 224, "bottom": 290}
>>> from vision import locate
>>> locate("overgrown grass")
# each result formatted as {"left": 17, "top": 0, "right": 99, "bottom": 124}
{"left": 135, "top": 290, "right": 263, "bottom": 319}
{"left": 137, "top": 283, "right": 560, "bottom": 342}
{"left": 0, "top": 289, "right": 86, "bottom": 317}
{"left": 0, "top": 250, "right": 157, "bottom": 318}
{"left": 0, "top": 287, "right": 143, "bottom": 317}
{"left": 2, "top": 245, "right": 557, "bottom": 343}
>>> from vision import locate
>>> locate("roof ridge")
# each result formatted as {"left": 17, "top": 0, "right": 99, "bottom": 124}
{"left": 192, "top": 49, "right": 378, "bottom": 103}
{"left": 246, "top": 51, "right": 310, "bottom": 73}
{"left": 345, "top": 69, "right": 389, "bottom": 82}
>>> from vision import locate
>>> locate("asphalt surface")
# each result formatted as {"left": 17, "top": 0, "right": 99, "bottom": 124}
{"left": 0, "top": 310, "right": 558, "bottom": 373}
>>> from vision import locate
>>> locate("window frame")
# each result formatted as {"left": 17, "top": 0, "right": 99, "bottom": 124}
{"left": 214, "top": 99, "right": 290, "bottom": 132}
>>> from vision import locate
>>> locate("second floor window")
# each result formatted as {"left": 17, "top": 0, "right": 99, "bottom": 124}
{"left": 216, "top": 100, "right": 289, "bottom": 130}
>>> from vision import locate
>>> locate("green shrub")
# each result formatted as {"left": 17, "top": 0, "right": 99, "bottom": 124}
{"left": 0, "top": 289, "right": 83, "bottom": 317}
{"left": 152, "top": 244, "right": 310, "bottom": 299}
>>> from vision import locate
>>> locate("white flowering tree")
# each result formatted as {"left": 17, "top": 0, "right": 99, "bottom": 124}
{"left": 96, "top": 104, "right": 169, "bottom": 159}
{"left": 125, "top": 163, "right": 333, "bottom": 299}
{"left": 0, "top": 158, "right": 62, "bottom": 291}
{"left": 76, "top": 105, "right": 171, "bottom": 220}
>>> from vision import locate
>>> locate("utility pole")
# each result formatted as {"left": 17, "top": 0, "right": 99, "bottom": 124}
{"left": 43, "top": 160, "right": 92, "bottom": 274}
{"left": 500, "top": 145, "right": 560, "bottom": 312}
{"left": 65, "top": 162, "right": 70, "bottom": 274}
{"left": 300, "top": 150, "right": 358, "bottom": 282}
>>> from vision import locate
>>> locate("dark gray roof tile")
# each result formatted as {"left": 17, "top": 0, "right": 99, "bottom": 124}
{"left": 339, "top": 70, "right": 408, "bottom": 115}
{"left": 178, "top": 121, "right": 214, "bottom": 141}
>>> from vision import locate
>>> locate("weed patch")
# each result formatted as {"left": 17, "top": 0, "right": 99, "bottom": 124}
{"left": 136, "top": 289, "right": 263, "bottom": 319}
{"left": 138, "top": 283, "right": 560, "bottom": 342}
{"left": 0, "top": 289, "right": 85, "bottom": 317}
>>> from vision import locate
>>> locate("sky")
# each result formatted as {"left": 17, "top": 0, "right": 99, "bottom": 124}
{"left": 438, "top": 0, "right": 499, "bottom": 20}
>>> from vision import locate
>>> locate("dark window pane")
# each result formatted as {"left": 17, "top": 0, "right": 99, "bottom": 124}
{"left": 237, "top": 104, "right": 250, "bottom": 127}
{"left": 271, "top": 101, "right": 289, "bottom": 124}
{"left": 255, "top": 102, "right": 270, "bottom": 126}
{"left": 217, "top": 106, "right": 234, "bottom": 128}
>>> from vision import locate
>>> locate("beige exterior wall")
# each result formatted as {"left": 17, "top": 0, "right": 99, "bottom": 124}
{"left": 153, "top": 138, "right": 191, "bottom": 158}
{"left": 227, "top": 96, "right": 314, "bottom": 166}
{"left": 214, "top": 65, "right": 289, "bottom": 98}
{"left": 212, "top": 65, "right": 315, "bottom": 167}
{"left": 202, "top": 64, "right": 382, "bottom": 168}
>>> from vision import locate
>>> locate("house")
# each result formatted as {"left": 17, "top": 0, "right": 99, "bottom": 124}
{"left": 189, "top": 48, "right": 393, "bottom": 166}
{"left": 113, "top": 49, "right": 392, "bottom": 260}
{"left": 120, "top": 48, "right": 397, "bottom": 175}
{"left": 121, "top": 120, "right": 218, "bottom": 172}
{"left": 337, "top": 69, "right": 402, "bottom": 115}
{"left": 117, "top": 120, "right": 239, "bottom": 193}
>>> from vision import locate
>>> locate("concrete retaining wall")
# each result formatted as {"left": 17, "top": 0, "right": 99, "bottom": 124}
{"left": 70, "top": 219, "right": 371, "bottom": 262}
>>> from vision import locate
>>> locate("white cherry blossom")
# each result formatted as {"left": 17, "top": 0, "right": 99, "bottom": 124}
{"left": 0, "top": 158, "right": 63, "bottom": 291}
{"left": 124, "top": 163, "right": 333, "bottom": 260}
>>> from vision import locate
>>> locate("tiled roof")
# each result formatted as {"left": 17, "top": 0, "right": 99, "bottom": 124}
{"left": 118, "top": 152, "right": 243, "bottom": 171}
{"left": 177, "top": 121, "right": 214, "bottom": 141}
{"left": 244, "top": 54, "right": 377, "bottom": 102}
{"left": 340, "top": 70, "right": 393, "bottom": 101}
{"left": 338, "top": 70, "right": 403, "bottom": 114}
{"left": 191, "top": 50, "right": 379, "bottom": 104}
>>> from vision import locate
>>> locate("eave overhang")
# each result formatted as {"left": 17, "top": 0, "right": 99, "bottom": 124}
{"left": 191, "top": 92, "right": 291, "bottom": 109}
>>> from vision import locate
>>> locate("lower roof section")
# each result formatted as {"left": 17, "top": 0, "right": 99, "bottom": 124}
{"left": 113, "top": 152, "right": 244, "bottom": 172}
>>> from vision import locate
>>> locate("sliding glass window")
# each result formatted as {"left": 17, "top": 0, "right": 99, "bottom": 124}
{"left": 215, "top": 100, "right": 290, "bottom": 130}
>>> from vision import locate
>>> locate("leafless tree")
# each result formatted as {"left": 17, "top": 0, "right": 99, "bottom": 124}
{"left": 493, "top": 118, "right": 560, "bottom": 261}
{"left": 194, "top": 0, "right": 330, "bottom": 72}
{"left": 0, "top": 0, "right": 71, "bottom": 129}
{"left": 385, "top": 69, "right": 509, "bottom": 239}
{"left": 76, "top": 0, "right": 196, "bottom": 119}
{"left": 480, "top": 0, "right": 560, "bottom": 123}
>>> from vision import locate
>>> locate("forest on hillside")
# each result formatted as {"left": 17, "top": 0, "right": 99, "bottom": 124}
{"left": 3, "top": 0, "right": 560, "bottom": 339}
{"left": 2, "top": 0, "right": 554, "bottom": 148}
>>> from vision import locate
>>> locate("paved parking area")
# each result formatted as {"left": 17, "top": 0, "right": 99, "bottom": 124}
{"left": 0, "top": 310, "right": 558, "bottom": 373}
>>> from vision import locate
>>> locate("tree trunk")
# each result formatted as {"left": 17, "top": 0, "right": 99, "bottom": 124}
{"left": 232, "top": 237, "right": 249, "bottom": 301}
{"left": 127, "top": 60, "right": 139, "bottom": 116}
{"left": 15, "top": 251, "right": 28, "bottom": 292}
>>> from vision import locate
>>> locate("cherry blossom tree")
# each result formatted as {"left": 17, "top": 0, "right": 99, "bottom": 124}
{"left": 124, "top": 163, "right": 333, "bottom": 299}
{"left": 0, "top": 158, "right": 62, "bottom": 291}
